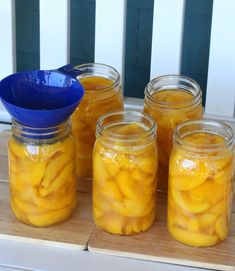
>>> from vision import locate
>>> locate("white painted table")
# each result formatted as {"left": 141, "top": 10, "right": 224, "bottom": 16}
{"left": 0, "top": 239, "right": 211, "bottom": 271}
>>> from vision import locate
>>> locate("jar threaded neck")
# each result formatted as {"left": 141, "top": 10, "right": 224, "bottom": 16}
{"left": 96, "top": 110, "right": 157, "bottom": 149}
{"left": 12, "top": 118, "right": 71, "bottom": 142}
{"left": 144, "top": 74, "right": 202, "bottom": 111}
{"left": 174, "top": 119, "right": 234, "bottom": 154}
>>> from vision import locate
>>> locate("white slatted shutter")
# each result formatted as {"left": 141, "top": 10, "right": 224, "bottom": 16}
{"left": 205, "top": 0, "right": 235, "bottom": 119}
{"left": 150, "top": 0, "right": 185, "bottom": 79}
{"left": 95, "top": 0, "right": 127, "bottom": 87}
{"left": 40, "top": 0, "right": 70, "bottom": 70}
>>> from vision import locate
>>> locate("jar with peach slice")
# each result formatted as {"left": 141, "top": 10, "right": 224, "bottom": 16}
{"left": 168, "top": 119, "right": 234, "bottom": 247}
{"left": 8, "top": 119, "right": 76, "bottom": 227}
{"left": 93, "top": 110, "right": 158, "bottom": 235}
{"left": 144, "top": 75, "right": 203, "bottom": 192}
{"left": 71, "top": 63, "right": 123, "bottom": 181}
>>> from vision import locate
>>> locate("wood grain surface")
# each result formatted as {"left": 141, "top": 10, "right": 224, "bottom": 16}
{"left": 89, "top": 192, "right": 235, "bottom": 271}
{"left": 0, "top": 130, "right": 10, "bottom": 181}
{"left": 0, "top": 181, "right": 94, "bottom": 249}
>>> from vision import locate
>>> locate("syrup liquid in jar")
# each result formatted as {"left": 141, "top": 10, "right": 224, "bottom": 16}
{"left": 9, "top": 119, "right": 76, "bottom": 227}
{"left": 71, "top": 64, "right": 123, "bottom": 181}
{"left": 168, "top": 120, "right": 234, "bottom": 246}
{"left": 144, "top": 75, "right": 203, "bottom": 192}
{"left": 93, "top": 110, "right": 158, "bottom": 235}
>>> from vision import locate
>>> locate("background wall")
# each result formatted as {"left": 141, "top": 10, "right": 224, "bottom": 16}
{"left": 14, "top": 0, "right": 213, "bottom": 104}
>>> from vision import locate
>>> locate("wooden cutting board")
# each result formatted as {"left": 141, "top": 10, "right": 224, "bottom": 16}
{"left": 0, "top": 130, "right": 10, "bottom": 181}
{"left": 89, "top": 193, "right": 235, "bottom": 271}
{"left": 0, "top": 181, "right": 94, "bottom": 249}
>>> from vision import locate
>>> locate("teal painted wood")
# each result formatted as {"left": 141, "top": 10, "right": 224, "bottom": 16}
{"left": 124, "top": 0, "right": 154, "bottom": 98}
{"left": 181, "top": 0, "right": 213, "bottom": 105}
{"left": 70, "top": 0, "right": 95, "bottom": 66}
{"left": 15, "top": 0, "right": 39, "bottom": 71}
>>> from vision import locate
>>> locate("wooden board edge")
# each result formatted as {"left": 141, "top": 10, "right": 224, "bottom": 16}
{"left": 0, "top": 179, "right": 9, "bottom": 183}
{"left": 87, "top": 245, "right": 234, "bottom": 271}
{"left": 0, "top": 233, "right": 86, "bottom": 251}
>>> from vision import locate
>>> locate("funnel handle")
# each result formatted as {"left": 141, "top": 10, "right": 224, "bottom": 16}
{"left": 57, "top": 64, "right": 85, "bottom": 79}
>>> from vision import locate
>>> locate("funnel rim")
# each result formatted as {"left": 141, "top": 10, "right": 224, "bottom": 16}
{"left": 1, "top": 96, "right": 83, "bottom": 113}
{"left": 0, "top": 69, "right": 84, "bottom": 112}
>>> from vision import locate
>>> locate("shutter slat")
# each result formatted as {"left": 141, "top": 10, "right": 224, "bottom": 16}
{"left": 40, "top": 0, "right": 70, "bottom": 69}
{"left": 0, "top": 0, "right": 16, "bottom": 79}
{"left": 150, "top": 0, "right": 185, "bottom": 79}
{"left": 205, "top": 0, "right": 235, "bottom": 118}
{"left": 95, "top": 0, "right": 126, "bottom": 83}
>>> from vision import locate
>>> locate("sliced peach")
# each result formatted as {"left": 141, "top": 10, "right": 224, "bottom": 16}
{"left": 93, "top": 152, "right": 109, "bottom": 187}
{"left": 189, "top": 180, "right": 225, "bottom": 205}
{"left": 100, "top": 181, "right": 123, "bottom": 201}
{"left": 45, "top": 161, "right": 75, "bottom": 194}
{"left": 27, "top": 205, "right": 72, "bottom": 227}
{"left": 102, "top": 155, "right": 120, "bottom": 177}
{"left": 172, "top": 190, "right": 210, "bottom": 214}
{"left": 168, "top": 224, "right": 219, "bottom": 247}
{"left": 215, "top": 213, "right": 229, "bottom": 240}
{"left": 14, "top": 197, "right": 47, "bottom": 214}
{"left": 93, "top": 204, "right": 104, "bottom": 219}
{"left": 213, "top": 166, "right": 233, "bottom": 185}
{"left": 98, "top": 214, "right": 125, "bottom": 235}
{"left": 10, "top": 200, "right": 28, "bottom": 223}
{"left": 199, "top": 212, "right": 217, "bottom": 228}
{"left": 8, "top": 137, "right": 27, "bottom": 159}
{"left": 42, "top": 153, "right": 70, "bottom": 187}
{"left": 116, "top": 154, "right": 135, "bottom": 169}
{"left": 116, "top": 170, "right": 138, "bottom": 200}
{"left": 168, "top": 206, "right": 189, "bottom": 229}
{"left": 170, "top": 174, "right": 207, "bottom": 191}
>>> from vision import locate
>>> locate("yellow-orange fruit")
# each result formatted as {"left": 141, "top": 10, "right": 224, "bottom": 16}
{"left": 9, "top": 135, "right": 76, "bottom": 227}
{"left": 71, "top": 76, "right": 123, "bottom": 180}
{"left": 144, "top": 90, "right": 203, "bottom": 191}
{"left": 93, "top": 123, "right": 157, "bottom": 235}
{"left": 168, "top": 132, "right": 233, "bottom": 246}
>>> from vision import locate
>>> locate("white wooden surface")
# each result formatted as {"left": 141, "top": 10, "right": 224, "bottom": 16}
{"left": 150, "top": 0, "right": 185, "bottom": 79}
{"left": 39, "top": 0, "right": 70, "bottom": 69}
{"left": 0, "top": 0, "right": 16, "bottom": 80}
{"left": 95, "top": 0, "right": 126, "bottom": 77}
{"left": 0, "top": 239, "right": 210, "bottom": 271}
{"left": 205, "top": 0, "right": 235, "bottom": 118}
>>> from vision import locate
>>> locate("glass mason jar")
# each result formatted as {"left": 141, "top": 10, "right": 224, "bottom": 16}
{"left": 144, "top": 75, "right": 203, "bottom": 192}
{"left": 93, "top": 110, "right": 158, "bottom": 235}
{"left": 71, "top": 63, "right": 124, "bottom": 181}
{"left": 168, "top": 119, "right": 234, "bottom": 247}
{"left": 8, "top": 119, "right": 76, "bottom": 227}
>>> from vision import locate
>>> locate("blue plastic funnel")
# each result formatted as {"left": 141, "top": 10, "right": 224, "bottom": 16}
{"left": 0, "top": 69, "right": 84, "bottom": 128}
